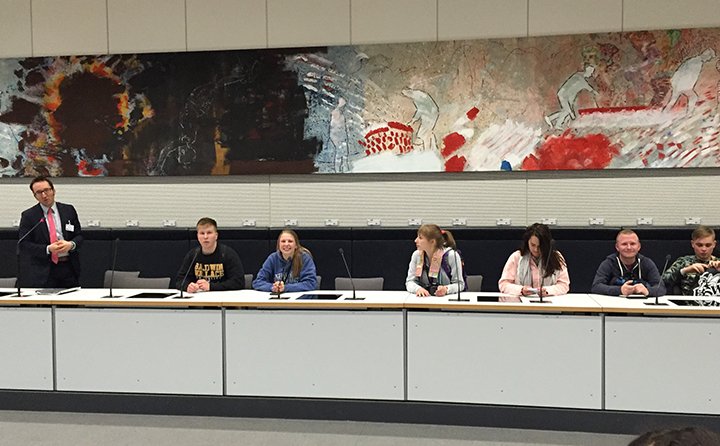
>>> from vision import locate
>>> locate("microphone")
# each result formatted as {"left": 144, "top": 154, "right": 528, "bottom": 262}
{"left": 176, "top": 247, "right": 199, "bottom": 299}
{"left": 339, "top": 248, "right": 364, "bottom": 300}
{"left": 14, "top": 217, "right": 46, "bottom": 297}
{"left": 447, "top": 248, "right": 468, "bottom": 302}
{"left": 530, "top": 241, "right": 554, "bottom": 304}
{"left": 101, "top": 238, "right": 120, "bottom": 298}
{"left": 269, "top": 260, "right": 291, "bottom": 300}
{"left": 645, "top": 254, "right": 671, "bottom": 306}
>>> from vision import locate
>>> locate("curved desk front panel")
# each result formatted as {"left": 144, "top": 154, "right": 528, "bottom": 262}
{"left": 0, "top": 307, "right": 53, "bottom": 390}
{"left": 407, "top": 311, "right": 603, "bottom": 409}
{"left": 225, "top": 309, "right": 404, "bottom": 400}
{"left": 55, "top": 308, "right": 223, "bottom": 395}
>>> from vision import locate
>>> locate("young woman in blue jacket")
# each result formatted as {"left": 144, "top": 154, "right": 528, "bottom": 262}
{"left": 253, "top": 229, "right": 318, "bottom": 292}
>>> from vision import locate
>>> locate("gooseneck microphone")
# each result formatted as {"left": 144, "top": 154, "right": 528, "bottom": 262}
{"left": 102, "top": 238, "right": 120, "bottom": 298}
{"left": 645, "top": 254, "right": 671, "bottom": 306}
{"left": 447, "top": 248, "right": 468, "bottom": 302}
{"left": 269, "top": 259, "right": 291, "bottom": 300}
{"left": 14, "top": 217, "right": 46, "bottom": 298}
{"left": 531, "top": 242, "right": 554, "bottom": 304}
{"left": 339, "top": 248, "right": 364, "bottom": 300}
{"left": 177, "top": 247, "right": 200, "bottom": 299}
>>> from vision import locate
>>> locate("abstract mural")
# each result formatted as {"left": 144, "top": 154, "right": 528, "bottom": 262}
{"left": 0, "top": 27, "right": 719, "bottom": 176}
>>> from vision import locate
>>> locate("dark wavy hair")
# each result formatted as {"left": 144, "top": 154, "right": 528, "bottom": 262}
{"left": 519, "top": 223, "right": 565, "bottom": 277}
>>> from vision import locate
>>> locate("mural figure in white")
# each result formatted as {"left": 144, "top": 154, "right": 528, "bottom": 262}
{"left": 544, "top": 65, "right": 598, "bottom": 129}
{"left": 662, "top": 48, "right": 715, "bottom": 113}
{"left": 402, "top": 88, "right": 439, "bottom": 151}
{"left": 329, "top": 97, "right": 349, "bottom": 172}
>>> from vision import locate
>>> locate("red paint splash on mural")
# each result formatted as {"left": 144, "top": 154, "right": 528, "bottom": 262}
{"left": 445, "top": 155, "right": 467, "bottom": 172}
{"left": 441, "top": 132, "right": 466, "bottom": 157}
{"left": 522, "top": 132, "right": 619, "bottom": 170}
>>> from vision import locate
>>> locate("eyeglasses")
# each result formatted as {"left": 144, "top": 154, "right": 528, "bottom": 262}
{"left": 33, "top": 187, "right": 54, "bottom": 196}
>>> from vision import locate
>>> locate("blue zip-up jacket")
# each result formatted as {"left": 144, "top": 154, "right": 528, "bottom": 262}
{"left": 252, "top": 251, "right": 317, "bottom": 292}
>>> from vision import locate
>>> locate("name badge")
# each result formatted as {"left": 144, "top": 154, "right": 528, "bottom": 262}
{"left": 65, "top": 223, "right": 75, "bottom": 232}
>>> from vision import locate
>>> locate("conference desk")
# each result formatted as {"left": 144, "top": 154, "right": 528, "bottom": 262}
{"left": 1, "top": 288, "right": 719, "bottom": 418}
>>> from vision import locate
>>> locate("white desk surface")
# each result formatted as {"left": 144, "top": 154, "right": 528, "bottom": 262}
{"left": 404, "top": 292, "right": 602, "bottom": 313}
{"left": 2, "top": 288, "right": 720, "bottom": 315}
{"left": 589, "top": 293, "right": 720, "bottom": 316}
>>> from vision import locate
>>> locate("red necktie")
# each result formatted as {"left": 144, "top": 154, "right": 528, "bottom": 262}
{"left": 47, "top": 208, "right": 59, "bottom": 264}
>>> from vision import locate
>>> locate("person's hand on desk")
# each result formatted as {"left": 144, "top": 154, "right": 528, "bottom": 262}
{"left": 620, "top": 281, "right": 636, "bottom": 296}
{"left": 434, "top": 285, "right": 448, "bottom": 297}
{"left": 521, "top": 286, "right": 545, "bottom": 296}
{"left": 633, "top": 283, "right": 650, "bottom": 296}
{"left": 272, "top": 281, "right": 285, "bottom": 293}
{"left": 186, "top": 282, "right": 200, "bottom": 293}
{"left": 415, "top": 287, "right": 430, "bottom": 297}
{"left": 195, "top": 279, "right": 210, "bottom": 292}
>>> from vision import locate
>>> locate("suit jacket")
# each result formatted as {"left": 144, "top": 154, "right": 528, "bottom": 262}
{"left": 18, "top": 202, "right": 83, "bottom": 287}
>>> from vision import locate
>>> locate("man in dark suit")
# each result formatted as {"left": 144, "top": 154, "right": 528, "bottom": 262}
{"left": 19, "top": 176, "right": 83, "bottom": 288}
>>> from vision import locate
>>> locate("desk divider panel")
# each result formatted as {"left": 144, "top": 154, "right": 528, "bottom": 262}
{"left": 79, "top": 228, "right": 114, "bottom": 288}
{"left": 351, "top": 229, "right": 417, "bottom": 291}
{"left": 110, "top": 229, "right": 192, "bottom": 282}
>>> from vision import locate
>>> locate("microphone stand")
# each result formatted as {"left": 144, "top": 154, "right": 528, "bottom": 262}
{"left": 176, "top": 248, "right": 200, "bottom": 299}
{"left": 339, "top": 248, "right": 364, "bottom": 300}
{"left": 14, "top": 217, "right": 47, "bottom": 298}
{"left": 447, "top": 248, "right": 468, "bottom": 302}
{"left": 644, "top": 254, "right": 671, "bottom": 306}
{"left": 101, "top": 238, "right": 120, "bottom": 298}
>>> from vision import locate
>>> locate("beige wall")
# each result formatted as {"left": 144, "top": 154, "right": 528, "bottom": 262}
{"left": 1, "top": 0, "right": 719, "bottom": 228}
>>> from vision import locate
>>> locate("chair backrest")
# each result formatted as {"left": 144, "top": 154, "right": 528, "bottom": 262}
{"left": 244, "top": 273, "right": 253, "bottom": 289}
{"left": 120, "top": 277, "right": 172, "bottom": 289}
{"left": 104, "top": 270, "right": 141, "bottom": 288}
{"left": 316, "top": 275, "right": 321, "bottom": 289}
{"left": 0, "top": 277, "right": 17, "bottom": 287}
{"left": 334, "top": 277, "right": 384, "bottom": 291}
{"left": 465, "top": 274, "right": 483, "bottom": 292}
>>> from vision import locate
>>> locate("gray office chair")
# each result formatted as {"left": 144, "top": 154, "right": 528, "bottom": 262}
{"left": 316, "top": 275, "right": 321, "bottom": 288}
{"left": 465, "top": 274, "right": 483, "bottom": 292}
{"left": 334, "top": 277, "right": 384, "bottom": 290}
{"left": 103, "top": 270, "right": 140, "bottom": 288}
{"left": 244, "top": 273, "right": 253, "bottom": 289}
{"left": 119, "top": 276, "right": 172, "bottom": 289}
{"left": 0, "top": 277, "right": 17, "bottom": 287}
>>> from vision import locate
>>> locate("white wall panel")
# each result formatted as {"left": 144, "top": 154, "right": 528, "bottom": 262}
{"left": 1, "top": 181, "right": 270, "bottom": 228}
{"left": 528, "top": 0, "right": 622, "bottom": 36}
{"left": 268, "top": 178, "right": 527, "bottom": 227}
{"left": 527, "top": 176, "right": 720, "bottom": 227}
{"left": 624, "top": 0, "right": 720, "bottom": 31}
{"left": 0, "top": 0, "right": 32, "bottom": 58}
{"left": 267, "top": 0, "right": 350, "bottom": 48}
{"left": 351, "top": 0, "right": 437, "bottom": 44}
{"left": 108, "top": 0, "right": 186, "bottom": 54}
{"left": 187, "top": 0, "right": 267, "bottom": 51}
{"left": 438, "top": 0, "right": 528, "bottom": 40}
{"left": 32, "top": 0, "right": 108, "bottom": 57}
